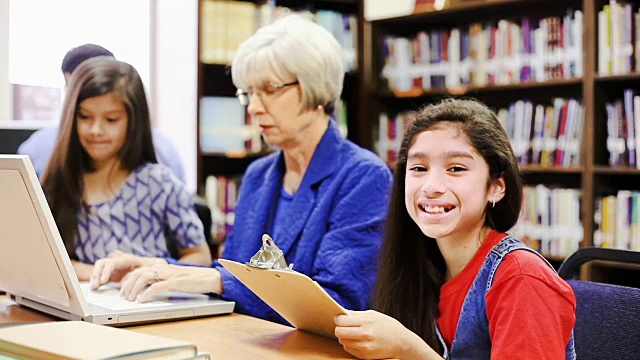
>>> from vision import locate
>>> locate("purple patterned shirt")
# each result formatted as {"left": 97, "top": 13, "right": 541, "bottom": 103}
{"left": 76, "top": 163, "right": 205, "bottom": 264}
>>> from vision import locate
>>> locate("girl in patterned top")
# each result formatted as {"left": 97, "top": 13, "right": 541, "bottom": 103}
{"left": 42, "top": 57, "right": 211, "bottom": 281}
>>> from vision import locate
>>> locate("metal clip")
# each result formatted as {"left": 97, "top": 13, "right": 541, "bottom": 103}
{"left": 246, "top": 234, "right": 294, "bottom": 270}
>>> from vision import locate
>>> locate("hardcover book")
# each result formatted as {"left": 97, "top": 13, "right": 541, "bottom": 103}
{"left": 0, "top": 321, "right": 202, "bottom": 360}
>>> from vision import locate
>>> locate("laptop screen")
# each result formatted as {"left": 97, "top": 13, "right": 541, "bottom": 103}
{"left": 0, "top": 155, "right": 90, "bottom": 317}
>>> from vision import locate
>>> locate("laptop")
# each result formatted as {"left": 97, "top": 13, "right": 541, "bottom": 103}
{"left": 0, "top": 155, "right": 235, "bottom": 326}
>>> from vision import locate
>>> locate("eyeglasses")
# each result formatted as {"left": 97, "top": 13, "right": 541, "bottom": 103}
{"left": 235, "top": 81, "right": 299, "bottom": 106}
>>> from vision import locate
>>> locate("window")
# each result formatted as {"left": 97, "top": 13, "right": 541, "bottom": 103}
{"left": 5, "top": 0, "right": 151, "bottom": 122}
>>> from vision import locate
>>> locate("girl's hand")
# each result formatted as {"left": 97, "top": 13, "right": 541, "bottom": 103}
{"left": 334, "top": 310, "right": 442, "bottom": 360}
{"left": 71, "top": 260, "right": 95, "bottom": 282}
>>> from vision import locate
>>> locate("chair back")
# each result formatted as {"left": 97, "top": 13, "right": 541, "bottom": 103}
{"left": 558, "top": 247, "right": 640, "bottom": 360}
{"left": 165, "top": 195, "right": 215, "bottom": 259}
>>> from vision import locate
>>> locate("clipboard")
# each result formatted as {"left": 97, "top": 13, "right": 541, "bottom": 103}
{"left": 218, "top": 256, "right": 348, "bottom": 339}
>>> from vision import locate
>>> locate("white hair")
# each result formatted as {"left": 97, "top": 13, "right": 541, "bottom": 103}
{"left": 231, "top": 14, "right": 344, "bottom": 114}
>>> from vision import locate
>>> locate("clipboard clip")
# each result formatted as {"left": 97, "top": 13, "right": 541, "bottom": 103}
{"left": 246, "top": 234, "right": 294, "bottom": 271}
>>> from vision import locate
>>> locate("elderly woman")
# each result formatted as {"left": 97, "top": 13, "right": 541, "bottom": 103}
{"left": 90, "top": 14, "right": 392, "bottom": 324}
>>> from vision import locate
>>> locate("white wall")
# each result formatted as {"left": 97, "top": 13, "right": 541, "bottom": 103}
{"left": 0, "top": 0, "right": 12, "bottom": 119}
{"left": 153, "top": 0, "right": 198, "bottom": 193}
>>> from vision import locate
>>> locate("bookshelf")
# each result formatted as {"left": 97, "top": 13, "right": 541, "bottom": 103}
{"left": 196, "top": 0, "right": 365, "bottom": 246}
{"left": 362, "top": 0, "right": 640, "bottom": 279}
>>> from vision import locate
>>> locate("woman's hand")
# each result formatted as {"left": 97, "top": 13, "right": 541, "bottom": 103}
{"left": 90, "top": 250, "right": 167, "bottom": 290}
{"left": 119, "top": 265, "right": 222, "bottom": 302}
{"left": 334, "top": 310, "right": 442, "bottom": 360}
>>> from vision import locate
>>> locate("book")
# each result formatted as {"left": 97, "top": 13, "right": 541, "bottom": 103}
{"left": 0, "top": 321, "right": 199, "bottom": 360}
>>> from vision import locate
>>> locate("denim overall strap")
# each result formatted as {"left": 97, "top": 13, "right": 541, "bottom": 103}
{"left": 439, "top": 235, "right": 576, "bottom": 360}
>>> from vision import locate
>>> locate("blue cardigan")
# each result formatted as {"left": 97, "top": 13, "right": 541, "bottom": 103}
{"left": 214, "top": 123, "right": 392, "bottom": 323}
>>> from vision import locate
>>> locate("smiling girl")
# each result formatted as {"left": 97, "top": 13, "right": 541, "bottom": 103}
{"left": 42, "top": 57, "right": 211, "bottom": 281}
{"left": 334, "top": 98, "right": 576, "bottom": 359}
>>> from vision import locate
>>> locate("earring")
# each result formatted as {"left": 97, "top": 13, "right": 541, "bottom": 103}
{"left": 317, "top": 104, "right": 324, "bottom": 111}
{"left": 491, "top": 199, "right": 495, "bottom": 208}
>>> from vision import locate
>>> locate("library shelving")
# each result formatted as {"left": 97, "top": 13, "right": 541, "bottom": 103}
{"left": 196, "top": 0, "right": 366, "bottom": 246}
{"left": 363, "top": 0, "right": 640, "bottom": 279}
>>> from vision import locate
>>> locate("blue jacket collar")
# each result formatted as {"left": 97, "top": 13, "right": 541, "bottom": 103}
{"left": 264, "top": 121, "right": 343, "bottom": 255}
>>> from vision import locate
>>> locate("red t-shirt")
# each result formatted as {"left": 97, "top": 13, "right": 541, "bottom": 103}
{"left": 437, "top": 230, "right": 576, "bottom": 359}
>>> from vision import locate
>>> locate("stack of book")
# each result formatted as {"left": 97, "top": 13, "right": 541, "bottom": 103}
{"left": 0, "top": 321, "right": 209, "bottom": 359}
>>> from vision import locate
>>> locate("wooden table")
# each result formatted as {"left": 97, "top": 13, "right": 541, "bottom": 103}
{"left": 0, "top": 297, "right": 354, "bottom": 359}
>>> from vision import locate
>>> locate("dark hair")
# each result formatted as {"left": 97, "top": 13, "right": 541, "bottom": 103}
{"left": 372, "top": 98, "right": 523, "bottom": 354}
{"left": 61, "top": 44, "right": 114, "bottom": 74}
{"left": 42, "top": 57, "right": 157, "bottom": 257}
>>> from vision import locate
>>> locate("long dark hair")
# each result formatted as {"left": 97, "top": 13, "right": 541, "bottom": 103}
{"left": 373, "top": 98, "right": 523, "bottom": 353}
{"left": 42, "top": 57, "right": 157, "bottom": 257}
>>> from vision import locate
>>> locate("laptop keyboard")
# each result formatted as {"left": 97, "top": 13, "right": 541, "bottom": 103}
{"left": 80, "top": 283, "right": 171, "bottom": 311}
